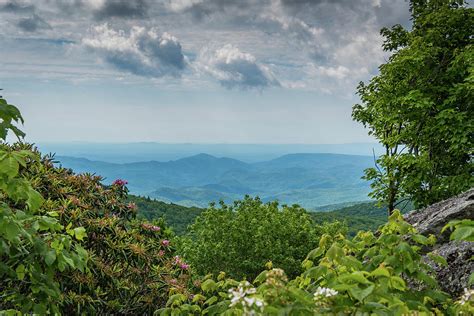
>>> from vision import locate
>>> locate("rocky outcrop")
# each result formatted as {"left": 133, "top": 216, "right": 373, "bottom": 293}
{"left": 404, "top": 188, "right": 474, "bottom": 296}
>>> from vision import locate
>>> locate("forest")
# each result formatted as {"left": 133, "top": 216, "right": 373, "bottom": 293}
{"left": 0, "top": 0, "right": 473, "bottom": 315}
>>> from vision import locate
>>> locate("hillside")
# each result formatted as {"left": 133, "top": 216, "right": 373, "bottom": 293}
{"left": 129, "top": 195, "right": 413, "bottom": 236}
{"left": 127, "top": 195, "right": 204, "bottom": 235}
{"left": 57, "top": 153, "right": 374, "bottom": 208}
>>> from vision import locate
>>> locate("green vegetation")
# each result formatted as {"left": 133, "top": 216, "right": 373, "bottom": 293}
{"left": 128, "top": 195, "right": 203, "bottom": 235}
{"left": 162, "top": 211, "right": 473, "bottom": 315}
{"left": 353, "top": 0, "right": 473, "bottom": 213}
{"left": 311, "top": 200, "right": 413, "bottom": 236}
{"left": 179, "top": 197, "right": 343, "bottom": 280}
{"left": 1, "top": 1, "right": 472, "bottom": 315}
{"left": 0, "top": 97, "right": 193, "bottom": 314}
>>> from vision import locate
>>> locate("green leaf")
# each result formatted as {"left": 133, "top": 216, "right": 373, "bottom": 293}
{"left": 0, "top": 156, "right": 19, "bottom": 178}
{"left": 204, "top": 296, "right": 218, "bottom": 306}
{"left": 339, "top": 271, "right": 371, "bottom": 284}
{"left": 16, "top": 264, "right": 26, "bottom": 280}
{"left": 44, "top": 250, "right": 56, "bottom": 266}
{"left": 4, "top": 222, "right": 20, "bottom": 241}
{"left": 427, "top": 253, "right": 447, "bottom": 267}
{"left": 201, "top": 279, "right": 217, "bottom": 293}
{"left": 450, "top": 226, "right": 474, "bottom": 242}
{"left": 348, "top": 284, "right": 374, "bottom": 302}
{"left": 73, "top": 227, "right": 87, "bottom": 241}
{"left": 370, "top": 266, "right": 390, "bottom": 278}
{"left": 390, "top": 276, "right": 406, "bottom": 291}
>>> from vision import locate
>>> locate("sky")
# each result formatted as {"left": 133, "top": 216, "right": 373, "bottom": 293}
{"left": 0, "top": 0, "right": 412, "bottom": 144}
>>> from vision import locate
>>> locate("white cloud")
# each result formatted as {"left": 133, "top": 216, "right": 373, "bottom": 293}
{"left": 82, "top": 24, "right": 187, "bottom": 77}
{"left": 197, "top": 44, "right": 279, "bottom": 89}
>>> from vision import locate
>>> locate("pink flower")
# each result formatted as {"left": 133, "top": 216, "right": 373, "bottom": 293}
{"left": 142, "top": 223, "right": 161, "bottom": 232}
{"left": 173, "top": 255, "right": 182, "bottom": 265}
{"left": 127, "top": 202, "right": 138, "bottom": 211}
{"left": 158, "top": 250, "right": 165, "bottom": 257}
{"left": 180, "top": 263, "right": 190, "bottom": 270}
{"left": 112, "top": 179, "right": 128, "bottom": 186}
{"left": 161, "top": 239, "right": 170, "bottom": 247}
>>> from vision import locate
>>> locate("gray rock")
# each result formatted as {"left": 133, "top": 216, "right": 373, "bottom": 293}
{"left": 426, "top": 241, "right": 474, "bottom": 296}
{"left": 405, "top": 188, "right": 474, "bottom": 242}
{"left": 404, "top": 188, "right": 474, "bottom": 296}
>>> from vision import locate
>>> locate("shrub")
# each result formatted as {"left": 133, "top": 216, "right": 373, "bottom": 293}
{"left": 162, "top": 211, "right": 474, "bottom": 315}
{"left": 179, "top": 197, "right": 341, "bottom": 280}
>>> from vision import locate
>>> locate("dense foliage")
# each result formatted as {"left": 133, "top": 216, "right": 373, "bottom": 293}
{"left": 180, "top": 197, "right": 334, "bottom": 280}
{"left": 129, "top": 195, "right": 203, "bottom": 235}
{"left": 162, "top": 211, "right": 474, "bottom": 315}
{"left": 0, "top": 96, "right": 193, "bottom": 314}
{"left": 353, "top": 0, "right": 473, "bottom": 213}
{"left": 311, "top": 200, "right": 413, "bottom": 236}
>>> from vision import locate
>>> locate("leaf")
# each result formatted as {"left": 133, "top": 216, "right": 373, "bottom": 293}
{"left": 412, "top": 234, "right": 430, "bottom": 245}
{"left": 326, "top": 244, "right": 344, "bottom": 261}
{"left": 349, "top": 284, "right": 374, "bottom": 302}
{"left": 4, "top": 222, "right": 20, "bottom": 241}
{"left": 16, "top": 264, "right": 26, "bottom": 280}
{"left": 204, "top": 296, "right": 218, "bottom": 306}
{"left": 427, "top": 253, "right": 447, "bottom": 267}
{"left": 370, "top": 266, "right": 390, "bottom": 278}
{"left": 73, "top": 227, "right": 87, "bottom": 241}
{"left": 253, "top": 270, "right": 267, "bottom": 284}
{"left": 0, "top": 156, "right": 19, "bottom": 178}
{"left": 44, "top": 250, "right": 56, "bottom": 266}
{"left": 450, "top": 226, "right": 474, "bottom": 242}
{"left": 201, "top": 279, "right": 217, "bottom": 293}
{"left": 26, "top": 188, "right": 43, "bottom": 212}
{"left": 166, "top": 294, "right": 186, "bottom": 307}
{"left": 390, "top": 276, "right": 406, "bottom": 291}
{"left": 339, "top": 271, "right": 371, "bottom": 285}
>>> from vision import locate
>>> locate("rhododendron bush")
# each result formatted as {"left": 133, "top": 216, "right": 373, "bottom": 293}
{"left": 0, "top": 96, "right": 194, "bottom": 314}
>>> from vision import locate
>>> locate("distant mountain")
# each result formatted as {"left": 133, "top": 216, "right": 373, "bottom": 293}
{"left": 56, "top": 152, "right": 374, "bottom": 208}
{"left": 40, "top": 142, "right": 384, "bottom": 163}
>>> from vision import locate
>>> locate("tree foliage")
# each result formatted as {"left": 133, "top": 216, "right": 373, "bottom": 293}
{"left": 179, "top": 197, "right": 333, "bottom": 280}
{"left": 162, "top": 211, "right": 474, "bottom": 315}
{"left": 352, "top": 0, "right": 473, "bottom": 213}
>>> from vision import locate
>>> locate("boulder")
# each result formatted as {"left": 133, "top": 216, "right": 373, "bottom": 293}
{"left": 404, "top": 188, "right": 474, "bottom": 296}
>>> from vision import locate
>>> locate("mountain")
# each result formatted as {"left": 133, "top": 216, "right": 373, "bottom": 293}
{"left": 56, "top": 152, "right": 374, "bottom": 208}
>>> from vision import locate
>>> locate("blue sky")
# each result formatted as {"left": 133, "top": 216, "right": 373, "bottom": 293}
{"left": 0, "top": 0, "right": 411, "bottom": 144}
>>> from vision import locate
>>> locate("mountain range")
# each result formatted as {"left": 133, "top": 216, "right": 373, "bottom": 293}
{"left": 56, "top": 153, "right": 374, "bottom": 208}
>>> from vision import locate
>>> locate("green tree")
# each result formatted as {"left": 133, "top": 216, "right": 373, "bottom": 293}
{"left": 352, "top": 0, "right": 473, "bottom": 214}
{"left": 180, "top": 197, "right": 342, "bottom": 280}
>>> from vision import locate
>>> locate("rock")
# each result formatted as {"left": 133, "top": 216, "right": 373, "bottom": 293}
{"left": 405, "top": 188, "right": 474, "bottom": 242}
{"left": 404, "top": 189, "right": 474, "bottom": 296}
{"left": 425, "top": 240, "right": 474, "bottom": 296}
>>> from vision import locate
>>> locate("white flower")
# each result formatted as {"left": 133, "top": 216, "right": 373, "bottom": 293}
{"left": 460, "top": 288, "right": 474, "bottom": 305}
{"left": 228, "top": 281, "right": 265, "bottom": 311}
{"left": 314, "top": 287, "right": 338, "bottom": 300}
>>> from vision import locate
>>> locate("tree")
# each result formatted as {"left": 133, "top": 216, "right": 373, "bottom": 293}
{"left": 352, "top": 0, "right": 473, "bottom": 214}
{"left": 179, "top": 197, "right": 334, "bottom": 280}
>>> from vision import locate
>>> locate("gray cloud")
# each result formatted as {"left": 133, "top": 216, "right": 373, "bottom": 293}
{"left": 93, "top": 0, "right": 149, "bottom": 20}
{"left": 82, "top": 24, "right": 186, "bottom": 77}
{"left": 0, "top": 1, "right": 34, "bottom": 13}
{"left": 17, "top": 13, "right": 51, "bottom": 32}
{"left": 0, "top": 0, "right": 413, "bottom": 92}
{"left": 198, "top": 44, "right": 279, "bottom": 89}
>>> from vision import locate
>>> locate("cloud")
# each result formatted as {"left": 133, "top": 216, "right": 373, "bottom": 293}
{"left": 198, "top": 44, "right": 279, "bottom": 89}
{"left": 82, "top": 24, "right": 187, "bottom": 78}
{"left": 93, "top": 0, "right": 149, "bottom": 20}
{"left": 0, "top": 1, "right": 34, "bottom": 13}
{"left": 17, "top": 13, "right": 52, "bottom": 32}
